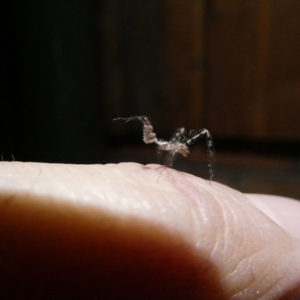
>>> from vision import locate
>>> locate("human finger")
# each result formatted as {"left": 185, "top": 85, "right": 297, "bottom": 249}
{"left": 0, "top": 162, "right": 299, "bottom": 299}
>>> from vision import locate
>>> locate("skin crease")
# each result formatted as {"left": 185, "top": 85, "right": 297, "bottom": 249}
{"left": 0, "top": 162, "right": 300, "bottom": 299}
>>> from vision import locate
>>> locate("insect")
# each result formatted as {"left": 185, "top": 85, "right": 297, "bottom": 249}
{"left": 113, "top": 116, "right": 215, "bottom": 182}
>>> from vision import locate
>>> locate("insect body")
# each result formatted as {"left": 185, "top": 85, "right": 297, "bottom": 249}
{"left": 113, "top": 116, "right": 215, "bottom": 182}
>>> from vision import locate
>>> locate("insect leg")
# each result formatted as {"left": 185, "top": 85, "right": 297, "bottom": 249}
{"left": 186, "top": 129, "right": 215, "bottom": 182}
{"left": 113, "top": 116, "right": 157, "bottom": 144}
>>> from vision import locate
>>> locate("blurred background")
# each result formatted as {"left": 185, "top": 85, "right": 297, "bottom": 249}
{"left": 1, "top": 0, "right": 300, "bottom": 198}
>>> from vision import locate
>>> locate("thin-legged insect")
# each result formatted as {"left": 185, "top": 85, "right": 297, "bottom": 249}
{"left": 113, "top": 116, "right": 215, "bottom": 182}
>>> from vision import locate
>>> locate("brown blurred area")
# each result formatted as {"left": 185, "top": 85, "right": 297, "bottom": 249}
{"left": 1, "top": 1, "right": 300, "bottom": 199}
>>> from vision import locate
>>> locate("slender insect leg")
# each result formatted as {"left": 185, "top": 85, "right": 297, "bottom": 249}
{"left": 113, "top": 116, "right": 157, "bottom": 144}
{"left": 155, "top": 151, "right": 175, "bottom": 182}
{"left": 186, "top": 129, "right": 215, "bottom": 182}
{"left": 205, "top": 132, "right": 215, "bottom": 182}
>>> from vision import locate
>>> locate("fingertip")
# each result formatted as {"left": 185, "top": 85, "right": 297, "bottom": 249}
{"left": 247, "top": 194, "right": 300, "bottom": 240}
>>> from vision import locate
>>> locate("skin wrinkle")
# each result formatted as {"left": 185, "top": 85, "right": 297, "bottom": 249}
{"left": 273, "top": 260, "right": 299, "bottom": 298}
{"left": 231, "top": 273, "right": 261, "bottom": 299}
{"left": 226, "top": 191, "right": 277, "bottom": 241}
{"left": 157, "top": 171, "right": 199, "bottom": 242}
{"left": 191, "top": 192, "right": 219, "bottom": 250}
{"left": 231, "top": 284, "right": 265, "bottom": 300}
{"left": 221, "top": 187, "right": 283, "bottom": 257}
{"left": 204, "top": 182, "right": 296, "bottom": 296}
{"left": 152, "top": 168, "right": 290, "bottom": 294}
{"left": 190, "top": 207, "right": 203, "bottom": 250}
{"left": 221, "top": 223, "right": 258, "bottom": 282}
{"left": 226, "top": 236, "right": 300, "bottom": 299}
{"left": 227, "top": 232, "right": 247, "bottom": 271}
{"left": 141, "top": 167, "right": 224, "bottom": 267}
{"left": 159, "top": 167, "right": 239, "bottom": 286}
{"left": 222, "top": 228, "right": 268, "bottom": 288}
{"left": 239, "top": 194, "right": 276, "bottom": 232}
{"left": 221, "top": 192, "right": 259, "bottom": 270}
{"left": 230, "top": 271, "right": 260, "bottom": 300}
{"left": 208, "top": 195, "right": 226, "bottom": 262}
{"left": 218, "top": 199, "right": 234, "bottom": 257}
{"left": 191, "top": 179, "right": 222, "bottom": 230}
{"left": 247, "top": 194, "right": 300, "bottom": 241}
{"left": 223, "top": 248, "right": 266, "bottom": 294}
{"left": 164, "top": 169, "right": 219, "bottom": 251}
{"left": 108, "top": 164, "right": 195, "bottom": 240}
{"left": 209, "top": 187, "right": 249, "bottom": 271}
{"left": 252, "top": 275, "right": 282, "bottom": 300}
{"left": 118, "top": 165, "right": 222, "bottom": 255}
{"left": 129, "top": 164, "right": 300, "bottom": 297}
{"left": 250, "top": 272, "right": 286, "bottom": 300}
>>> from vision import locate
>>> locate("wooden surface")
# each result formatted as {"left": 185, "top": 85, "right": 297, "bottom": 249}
{"left": 159, "top": 0, "right": 205, "bottom": 131}
{"left": 206, "top": 0, "right": 300, "bottom": 139}
{"left": 105, "top": 0, "right": 300, "bottom": 141}
{"left": 105, "top": 0, "right": 206, "bottom": 134}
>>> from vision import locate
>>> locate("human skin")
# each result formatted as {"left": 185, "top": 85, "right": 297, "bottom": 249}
{"left": 0, "top": 162, "right": 300, "bottom": 299}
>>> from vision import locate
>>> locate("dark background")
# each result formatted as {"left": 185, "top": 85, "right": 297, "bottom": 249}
{"left": 1, "top": 0, "right": 105, "bottom": 163}
{"left": 1, "top": 1, "right": 300, "bottom": 198}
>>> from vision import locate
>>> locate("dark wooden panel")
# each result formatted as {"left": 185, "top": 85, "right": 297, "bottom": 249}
{"left": 265, "top": 0, "right": 300, "bottom": 139}
{"left": 206, "top": 0, "right": 264, "bottom": 138}
{"left": 159, "top": 0, "right": 206, "bottom": 131}
{"left": 206, "top": 0, "right": 300, "bottom": 140}
{"left": 105, "top": 0, "right": 206, "bottom": 135}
